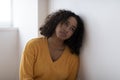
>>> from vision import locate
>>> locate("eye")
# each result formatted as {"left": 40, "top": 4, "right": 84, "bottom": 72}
{"left": 70, "top": 27, "right": 76, "bottom": 32}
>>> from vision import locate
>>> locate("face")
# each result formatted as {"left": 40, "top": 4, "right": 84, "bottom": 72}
{"left": 55, "top": 16, "right": 77, "bottom": 40}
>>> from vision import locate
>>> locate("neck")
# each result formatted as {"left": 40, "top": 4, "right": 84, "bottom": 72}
{"left": 48, "top": 34, "right": 65, "bottom": 49}
{"left": 48, "top": 37, "right": 64, "bottom": 47}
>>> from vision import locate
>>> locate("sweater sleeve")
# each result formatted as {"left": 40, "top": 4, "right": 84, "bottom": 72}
{"left": 19, "top": 40, "right": 36, "bottom": 80}
{"left": 67, "top": 56, "right": 79, "bottom": 80}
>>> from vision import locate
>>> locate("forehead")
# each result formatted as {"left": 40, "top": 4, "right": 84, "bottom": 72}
{"left": 67, "top": 17, "right": 77, "bottom": 27}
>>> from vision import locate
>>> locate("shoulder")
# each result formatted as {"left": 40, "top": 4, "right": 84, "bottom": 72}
{"left": 25, "top": 37, "right": 47, "bottom": 47}
{"left": 27, "top": 37, "right": 46, "bottom": 45}
{"left": 23, "top": 37, "right": 47, "bottom": 56}
{"left": 66, "top": 46, "right": 79, "bottom": 62}
{"left": 71, "top": 54, "right": 79, "bottom": 63}
{"left": 66, "top": 46, "right": 79, "bottom": 59}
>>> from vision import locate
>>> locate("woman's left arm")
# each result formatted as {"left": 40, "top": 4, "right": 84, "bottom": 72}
{"left": 67, "top": 56, "right": 79, "bottom": 80}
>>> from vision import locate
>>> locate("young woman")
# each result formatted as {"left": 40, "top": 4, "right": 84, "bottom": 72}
{"left": 20, "top": 9, "right": 84, "bottom": 80}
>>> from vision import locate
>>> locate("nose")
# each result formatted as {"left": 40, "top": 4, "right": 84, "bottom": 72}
{"left": 62, "top": 22, "right": 73, "bottom": 33}
{"left": 66, "top": 27, "right": 70, "bottom": 32}
{"left": 63, "top": 27, "right": 70, "bottom": 33}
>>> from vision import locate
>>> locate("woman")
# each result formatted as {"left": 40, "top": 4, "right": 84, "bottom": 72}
{"left": 20, "top": 9, "right": 84, "bottom": 80}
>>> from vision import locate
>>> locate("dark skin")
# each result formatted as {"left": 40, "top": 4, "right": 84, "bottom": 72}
{"left": 48, "top": 36, "right": 65, "bottom": 62}
{"left": 47, "top": 16, "right": 77, "bottom": 62}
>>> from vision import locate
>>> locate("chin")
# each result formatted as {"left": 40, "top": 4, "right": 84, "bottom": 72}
{"left": 57, "top": 36, "right": 66, "bottom": 41}
{"left": 57, "top": 34, "right": 70, "bottom": 41}
{"left": 60, "top": 37, "right": 70, "bottom": 41}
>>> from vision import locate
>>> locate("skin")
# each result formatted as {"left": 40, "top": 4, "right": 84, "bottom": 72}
{"left": 55, "top": 16, "right": 77, "bottom": 41}
{"left": 48, "top": 16, "right": 77, "bottom": 61}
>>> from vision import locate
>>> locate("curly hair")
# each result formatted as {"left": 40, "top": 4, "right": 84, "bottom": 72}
{"left": 39, "top": 9, "right": 85, "bottom": 55}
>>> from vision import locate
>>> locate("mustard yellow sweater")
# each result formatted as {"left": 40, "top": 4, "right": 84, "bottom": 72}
{"left": 20, "top": 37, "right": 79, "bottom": 80}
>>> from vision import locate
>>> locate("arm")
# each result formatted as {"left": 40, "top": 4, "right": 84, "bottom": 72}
{"left": 67, "top": 56, "right": 79, "bottom": 80}
{"left": 19, "top": 41, "right": 35, "bottom": 80}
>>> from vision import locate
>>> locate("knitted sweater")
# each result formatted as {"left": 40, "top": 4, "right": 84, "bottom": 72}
{"left": 20, "top": 37, "right": 79, "bottom": 80}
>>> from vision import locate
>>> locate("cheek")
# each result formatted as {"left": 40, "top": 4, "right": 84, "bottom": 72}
{"left": 67, "top": 32, "right": 74, "bottom": 38}
{"left": 55, "top": 27, "right": 60, "bottom": 36}
{"left": 55, "top": 24, "right": 61, "bottom": 31}
{"left": 55, "top": 27, "right": 59, "bottom": 32}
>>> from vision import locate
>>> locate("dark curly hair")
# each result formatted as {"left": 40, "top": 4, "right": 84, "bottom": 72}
{"left": 39, "top": 9, "right": 84, "bottom": 55}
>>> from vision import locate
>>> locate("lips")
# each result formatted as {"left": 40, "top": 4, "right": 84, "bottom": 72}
{"left": 59, "top": 31, "right": 66, "bottom": 37}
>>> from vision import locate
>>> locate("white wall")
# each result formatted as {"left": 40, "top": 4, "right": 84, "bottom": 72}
{"left": 13, "top": 0, "right": 38, "bottom": 79}
{"left": 38, "top": 0, "right": 48, "bottom": 27}
{"left": 49, "top": 0, "right": 120, "bottom": 80}
{"left": 0, "top": 28, "right": 18, "bottom": 80}
{"left": 13, "top": 0, "right": 38, "bottom": 54}
{"left": 0, "top": 0, "right": 38, "bottom": 79}
{"left": 38, "top": 0, "right": 48, "bottom": 36}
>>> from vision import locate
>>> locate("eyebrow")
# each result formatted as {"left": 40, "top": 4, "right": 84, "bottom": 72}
{"left": 67, "top": 21, "right": 77, "bottom": 29}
